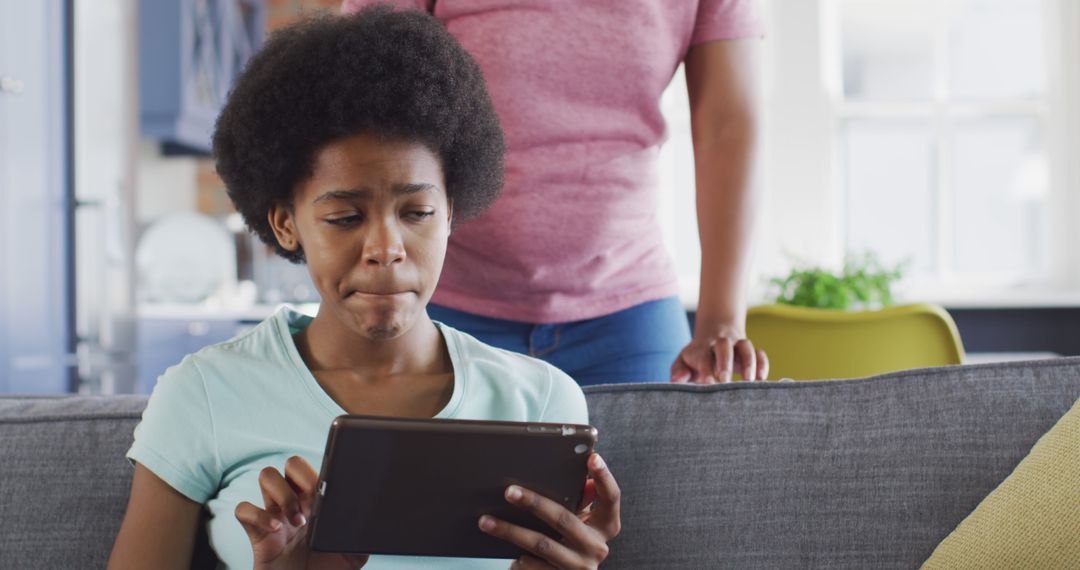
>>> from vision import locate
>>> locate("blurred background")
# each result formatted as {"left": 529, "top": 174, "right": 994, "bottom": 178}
{"left": 2, "top": 0, "right": 1078, "bottom": 394}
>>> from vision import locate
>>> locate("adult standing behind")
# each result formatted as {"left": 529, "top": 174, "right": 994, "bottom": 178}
{"left": 342, "top": 0, "right": 769, "bottom": 386}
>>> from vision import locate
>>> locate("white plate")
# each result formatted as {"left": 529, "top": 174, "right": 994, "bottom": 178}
{"left": 136, "top": 212, "right": 236, "bottom": 303}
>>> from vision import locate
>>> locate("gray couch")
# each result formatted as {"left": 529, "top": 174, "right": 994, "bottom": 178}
{"left": 2, "top": 357, "right": 1079, "bottom": 569}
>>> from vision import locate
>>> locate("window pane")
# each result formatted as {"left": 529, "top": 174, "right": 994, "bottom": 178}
{"left": 839, "top": 0, "right": 937, "bottom": 101}
{"left": 844, "top": 120, "right": 936, "bottom": 273}
{"left": 951, "top": 118, "right": 1045, "bottom": 275}
{"left": 948, "top": 0, "right": 1043, "bottom": 100}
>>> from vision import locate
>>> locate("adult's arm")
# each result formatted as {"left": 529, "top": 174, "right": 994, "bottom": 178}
{"left": 671, "top": 38, "right": 769, "bottom": 383}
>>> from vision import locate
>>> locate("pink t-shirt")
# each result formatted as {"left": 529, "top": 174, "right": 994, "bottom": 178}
{"left": 341, "top": 0, "right": 763, "bottom": 323}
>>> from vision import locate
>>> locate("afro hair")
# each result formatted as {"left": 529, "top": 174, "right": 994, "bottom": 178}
{"left": 212, "top": 5, "right": 505, "bottom": 262}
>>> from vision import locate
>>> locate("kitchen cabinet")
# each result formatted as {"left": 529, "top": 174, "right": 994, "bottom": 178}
{"left": 137, "top": 316, "right": 244, "bottom": 392}
{"left": 0, "top": 0, "right": 74, "bottom": 393}
{"left": 139, "top": 0, "right": 265, "bottom": 153}
{"left": 134, "top": 302, "right": 316, "bottom": 392}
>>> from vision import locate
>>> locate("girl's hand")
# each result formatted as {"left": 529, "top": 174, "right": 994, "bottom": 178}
{"left": 478, "top": 453, "right": 622, "bottom": 569}
{"left": 671, "top": 321, "right": 768, "bottom": 383}
{"left": 234, "top": 456, "right": 369, "bottom": 570}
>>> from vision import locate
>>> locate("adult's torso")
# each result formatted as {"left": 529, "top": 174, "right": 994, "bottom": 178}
{"left": 341, "top": 0, "right": 761, "bottom": 322}
{"left": 431, "top": 0, "right": 701, "bottom": 322}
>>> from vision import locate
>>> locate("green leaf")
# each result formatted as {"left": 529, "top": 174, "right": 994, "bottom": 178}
{"left": 768, "top": 251, "right": 908, "bottom": 311}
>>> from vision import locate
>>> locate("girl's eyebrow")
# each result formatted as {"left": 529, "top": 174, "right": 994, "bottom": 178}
{"left": 312, "top": 183, "right": 439, "bottom": 204}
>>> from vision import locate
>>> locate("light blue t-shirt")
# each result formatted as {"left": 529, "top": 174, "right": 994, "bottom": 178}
{"left": 127, "top": 307, "right": 589, "bottom": 569}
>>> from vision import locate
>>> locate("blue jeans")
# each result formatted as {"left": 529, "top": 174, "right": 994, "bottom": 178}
{"left": 428, "top": 297, "right": 692, "bottom": 386}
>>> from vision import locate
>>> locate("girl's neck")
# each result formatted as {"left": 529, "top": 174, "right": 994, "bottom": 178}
{"left": 296, "top": 311, "right": 450, "bottom": 379}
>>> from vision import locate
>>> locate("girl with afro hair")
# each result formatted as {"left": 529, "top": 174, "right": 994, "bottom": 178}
{"left": 110, "top": 7, "right": 621, "bottom": 569}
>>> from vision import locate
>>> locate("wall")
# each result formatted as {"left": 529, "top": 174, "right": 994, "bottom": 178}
{"left": 74, "top": 0, "right": 138, "bottom": 393}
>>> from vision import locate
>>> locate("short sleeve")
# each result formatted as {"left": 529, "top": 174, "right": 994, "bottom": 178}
{"left": 341, "top": 0, "right": 433, "bottom": 14}
{"left": 538, "top": 367, "right": 590, "bottom": 426}
{"left": 692, "top": 0, "right": 765, "bottom": 45}
{"left": 126, "top": 355, "right": 222, "bottom": 503}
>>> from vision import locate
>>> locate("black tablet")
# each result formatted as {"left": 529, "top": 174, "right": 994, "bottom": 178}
{"left": 307, "top": 415, "right": 598, "bottom": 559}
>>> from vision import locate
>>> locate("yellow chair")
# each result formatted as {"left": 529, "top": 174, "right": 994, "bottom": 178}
{"left": 745, "top": 303, "right": 965, "bottom": 380}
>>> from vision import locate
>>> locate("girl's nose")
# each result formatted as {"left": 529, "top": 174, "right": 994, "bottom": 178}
{"left": 362, "top": 219, "right": 406, "bottom": 267}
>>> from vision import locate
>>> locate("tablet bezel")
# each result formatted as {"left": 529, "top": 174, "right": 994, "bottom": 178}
{"left": 307, "top": 415, "right": 597, "bottom": 559}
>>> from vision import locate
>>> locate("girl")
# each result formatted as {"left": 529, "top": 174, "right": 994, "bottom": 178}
{"left": 109, "top": 8, "right": 620, "bottom": 569}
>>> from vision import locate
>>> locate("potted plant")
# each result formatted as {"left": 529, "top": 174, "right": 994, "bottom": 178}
{"left": 750, "top": 253, "right": 964, "bottom": 381}
{"left": 767, "top": 252, "right": 907, "bottom": 310}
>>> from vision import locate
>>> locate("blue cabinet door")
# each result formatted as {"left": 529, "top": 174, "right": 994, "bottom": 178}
{"left": 139, "top": 0, "right": 266, "bottom": 152}
{"left": 0, "top": 0, "right": 74, "bottom": 393}
{"left": 137, "top": 317, "right": 242, "bottom": 393}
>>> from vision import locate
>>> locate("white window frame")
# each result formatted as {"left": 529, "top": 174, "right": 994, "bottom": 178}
{"left": 657, "top": 0, "right": 1080, "bottom": 309}
{"left": 828, "top": 0, "right": 1078, "bottom": 305}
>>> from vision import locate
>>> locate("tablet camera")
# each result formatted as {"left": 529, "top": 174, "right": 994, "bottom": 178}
{"left": 574, "top": 443, "right": 589, "bottom": 455}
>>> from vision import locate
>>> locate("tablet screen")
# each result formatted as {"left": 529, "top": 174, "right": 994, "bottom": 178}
{"left": 308, "top": 415, "right": 597, "bottom": 559}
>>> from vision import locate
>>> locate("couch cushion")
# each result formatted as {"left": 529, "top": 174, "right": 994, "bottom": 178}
{"left": 583, "top": 357, "right": 1080, "bottom": 569}
{"left": 921, "top": 395, "right": 1080, "bottom": 569}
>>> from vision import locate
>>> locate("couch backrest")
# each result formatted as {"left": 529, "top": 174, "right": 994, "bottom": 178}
{"left": 0, "top": 396, "right": 148, "bottom": 569}
{"left": 1, "top": 358, "right": 1078, "bottom": 569}
{"left": 587, "top": 358, "right": 1080, "bottom": 568}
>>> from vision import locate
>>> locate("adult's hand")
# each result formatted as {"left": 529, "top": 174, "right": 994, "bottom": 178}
{"left": 671, "top": 321, "right": 768, "bottom": 383}
{"left": 235, "top": 456, "right": 368, "bottom": 570}
{"left": 478, "top": 453, "right": 621, "bottom": 569}
{"left": 681, "top": 37, "right": 766, "bottom": 384}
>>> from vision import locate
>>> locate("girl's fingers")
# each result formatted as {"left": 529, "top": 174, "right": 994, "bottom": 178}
{"left": 587, "top": 454, "right": 622, "bottom": 539}
{"left": 342, "top": 554, "right": 370, "bottom": 568}
{"left": 284, "top": 455, "right": 319, "bottom": 494}
{"left": 503, "top": 484, "right": 596, "bottom": 548}
{"left": 284, "top": 455, "right": 320, "bottom": 515}
{"left": 576, "top": 478, "right": 598, "bottom": 512}
{"left": 510, "top": 554, "right": 558, "bottom": 569}
{"left": 258, "top": 466, "right": 306, "bottom": 528}
{"left": 756, "top": 348, "right": 769, "bottom": 380}
{"left": 478, "top": 513, "right": 587, "bottom": 569}
{"left": 234, "top": 501, "right": 283, "bottom": 545}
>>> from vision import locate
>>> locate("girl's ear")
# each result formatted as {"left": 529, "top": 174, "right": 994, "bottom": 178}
{"left": 446, "top": 198, "right": 454, "bottom": 234}
{"left": 268, "top": 204, "right": 301, "bottom": 252}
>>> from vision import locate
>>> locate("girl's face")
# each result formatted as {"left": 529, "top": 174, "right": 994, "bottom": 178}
{"left": 269, "top": 133, "right": 451, "bottom": 341}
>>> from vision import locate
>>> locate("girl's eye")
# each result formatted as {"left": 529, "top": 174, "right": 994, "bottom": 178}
{"left": 406, "top": 211, "right": 435, "bottom": 221}
{"left": 326, "top": 214, "right": 362, "bottom": 226}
